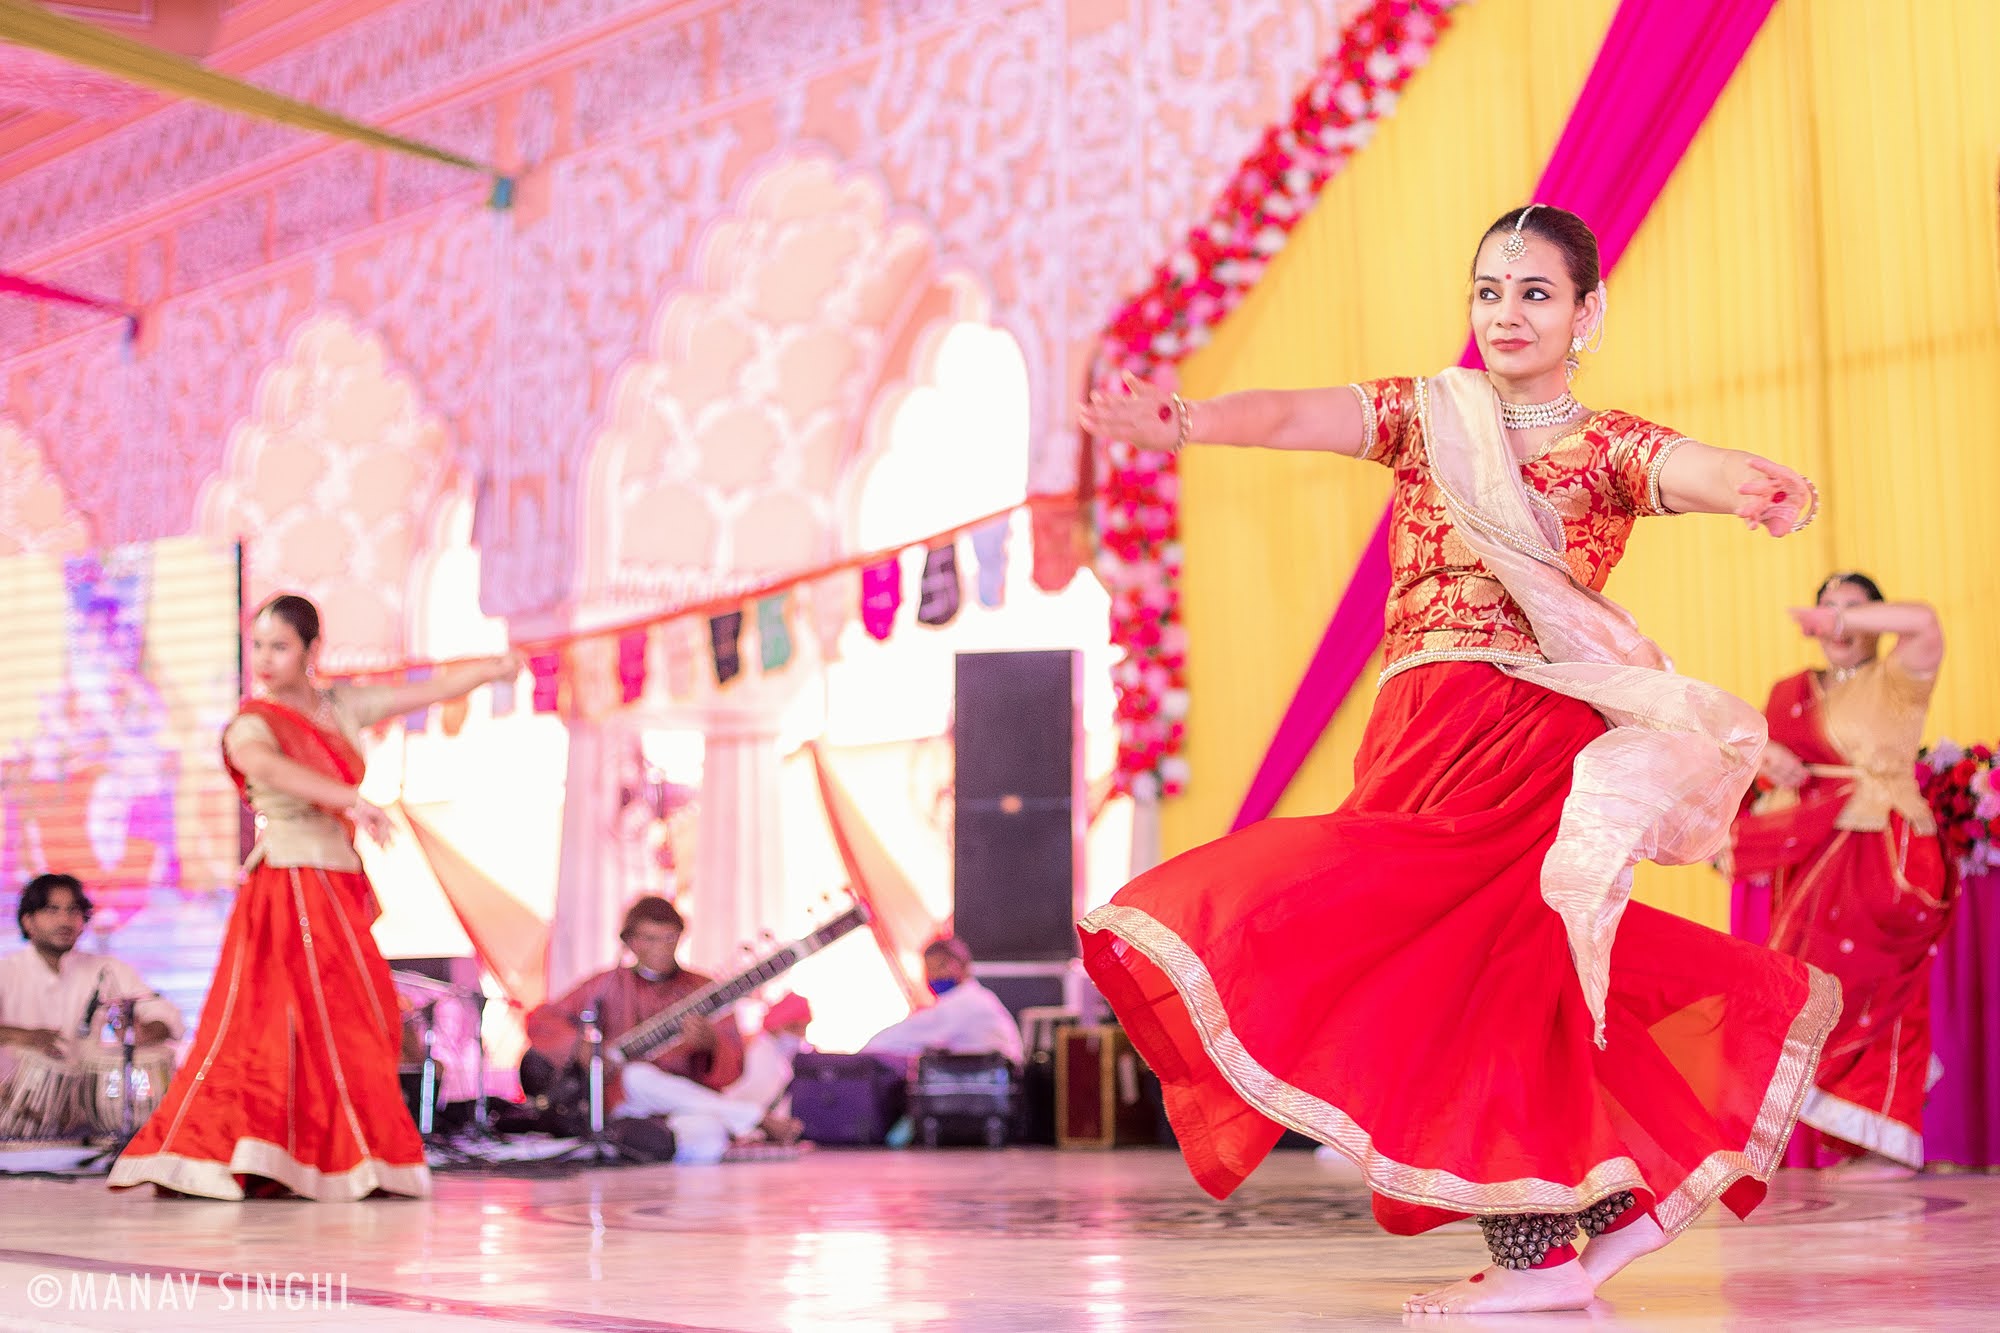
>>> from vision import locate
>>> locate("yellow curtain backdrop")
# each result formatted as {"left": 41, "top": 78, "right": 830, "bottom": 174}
{"left": 1167, "top": 0, "right": 2000, "bottom": 930}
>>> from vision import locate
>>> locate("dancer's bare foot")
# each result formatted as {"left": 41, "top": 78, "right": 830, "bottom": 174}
{"left": 1824, "top": 1153, "right": 1916, "bottom": 1182}
{"left": 1403, "top": 1261, "right": 1594, "bottom": 1315}
{"left": 1579, "top": 1210, "right": 1666, "bottom": 1287}
{"left": 757, "top": 1112, "right": 804, "bottom": 1147}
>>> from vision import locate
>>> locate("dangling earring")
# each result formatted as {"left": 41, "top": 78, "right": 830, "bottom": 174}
{"left": 1569, "top": 335, "right": 1585, "bottom": 355}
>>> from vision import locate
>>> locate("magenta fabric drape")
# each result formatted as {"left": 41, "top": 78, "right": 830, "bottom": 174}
{"left": 1926, "top": 869, "right": 1999, "bottom": 1167}
{"left": 1231, "top": 0, "right": 1780, "bottom": 830}
{"left": 0, "top": 269, "right": 119, "bottom": 312}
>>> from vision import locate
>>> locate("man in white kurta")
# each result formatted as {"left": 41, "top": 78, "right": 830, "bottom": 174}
{"left": 861, "top": 938, "right": 1024, "bottom": 1065}
{"left": 617, "top": 991, "right": 814, "bottom": 1164}
{"left": 0, "top": 875, "right": 184, "bottom": 1091}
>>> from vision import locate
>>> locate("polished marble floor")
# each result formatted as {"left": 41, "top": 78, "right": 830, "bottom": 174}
{"left": 0, "top": 1147, "right": 1991, "bottom": 1331}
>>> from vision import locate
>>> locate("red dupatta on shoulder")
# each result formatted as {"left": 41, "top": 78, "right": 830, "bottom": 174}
{"left": 224, "top": 697, "right": 367, "bottom": 829}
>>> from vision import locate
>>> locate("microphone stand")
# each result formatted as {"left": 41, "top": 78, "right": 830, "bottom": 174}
{"left": 411, "top": 989, "right": 499, "bottom": 1167}
{"left": 546, "top": 1006, "right": 646, "bottom": 1167}
{"left": 471, "top": 988, "right": 491, "bottom": 1136}
{"left": 76, "top": 998, "right": 142, "bottom": 1172}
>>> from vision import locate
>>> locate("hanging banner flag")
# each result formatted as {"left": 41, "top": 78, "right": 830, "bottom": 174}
{"left": 565, "top": 638, "right": 619, "bottom": 720}
{"left": 710, "top": 611, "right": 745, "bottom": 686}
{"left": 491, "top": 675, "right": 517, "bottom": 717}
{"left": 617, "top": 630, "right": 649, "bottom": 704}
{"left": 807, "top": 571, "right": 854, "bottom": 662}
{"left": 663, "top": 620, "right": 698, "bottom": 698}
{"left": 440, "top": 697, "right": 470, "bottom": 737}
{"left": 969, "top": 518, "right": 1010, "bottom": 608}
{"left": 757, "top": 593, "right": 794, "bottom": 672}
{"left": 639, "top": 623, "right": 673, "bottom": 707}
{"left": 860, "top": 558, "right": 903, "bottom": 641}
{"left": 917, "top": 541, "right": 962, "bottom": 627}
{"left": 402, "top": 667, "right": 432, "bottom": 732}
{"left": 529, "top": 652, "right": 562, "bottom": 715}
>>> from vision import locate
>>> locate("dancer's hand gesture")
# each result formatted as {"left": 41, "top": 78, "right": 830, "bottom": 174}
{"left": 1735, "top": 458, "right": 1813, "bottom": 536}
{"left": 1080, "top": 372, "right": 1181, "bottom": 452}
{"left": 348, "top": 797, "right": 395, "bottom": 847}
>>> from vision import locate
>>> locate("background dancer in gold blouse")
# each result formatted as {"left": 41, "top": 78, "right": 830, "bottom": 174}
{"left": 1732, "top": 572, "right": 1950, "bottom": 1179}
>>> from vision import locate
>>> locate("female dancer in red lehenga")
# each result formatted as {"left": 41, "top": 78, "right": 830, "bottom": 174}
{"left": 1731, "top": 573, "right": 1950, "bottom": 1177}
{"left": 1077, "top": 206, "right": 1842, "bottom": 1315}
{"left": 109, "top": 594, "right": 517, "bottom": 1200}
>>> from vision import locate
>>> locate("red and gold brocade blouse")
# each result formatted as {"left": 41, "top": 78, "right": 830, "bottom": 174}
{"left": 1351, "top": 376, "right": 1690, "bottom": 681}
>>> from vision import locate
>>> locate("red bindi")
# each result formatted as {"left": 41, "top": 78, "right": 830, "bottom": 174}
{"left": 1503, "top": 273, "right": 1511, "bottom": 281}
{"left": 1157, "top": 406, "right": 1172, "bottom": 421}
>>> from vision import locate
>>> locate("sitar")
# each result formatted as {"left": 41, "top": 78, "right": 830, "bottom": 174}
{"left": 517, "top": 904, "right": 867, "bottom": 1125}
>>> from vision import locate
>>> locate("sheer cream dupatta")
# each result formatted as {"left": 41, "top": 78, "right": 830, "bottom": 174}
{"left": 1420, "top": 367, "right": 1766, "bottom": 1046}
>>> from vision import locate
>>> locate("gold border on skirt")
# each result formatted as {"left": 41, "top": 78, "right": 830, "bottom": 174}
{"left": 1082, "top": 903, "right": 1840, "bottom": 1235}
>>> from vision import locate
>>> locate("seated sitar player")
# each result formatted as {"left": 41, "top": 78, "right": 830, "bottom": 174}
{"left": 521, "top": 896, "right": 801, "bottom": 1163}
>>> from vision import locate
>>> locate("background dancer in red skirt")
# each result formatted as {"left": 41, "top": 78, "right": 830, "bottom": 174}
{"left": 1732, "top": 573, "right": 1951, "bottom": 1176}
{"left": 110, "top": 594, "right": 517, "bottom": 1200}
{"left": 1077, "top": 205, "right": 1841, "bottom": 1316}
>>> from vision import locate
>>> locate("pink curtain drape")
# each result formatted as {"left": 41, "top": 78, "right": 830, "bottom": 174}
{"left": 1929, "top": 869, "right": 2000, "bottom": 1167}
{"left": 1232, "top": 0, "right": 1780, "bottom": 830}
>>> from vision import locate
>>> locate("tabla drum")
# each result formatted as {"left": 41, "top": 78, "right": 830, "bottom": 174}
{"left": 0, "top": 1045, "right": 175, "bottom": 1141}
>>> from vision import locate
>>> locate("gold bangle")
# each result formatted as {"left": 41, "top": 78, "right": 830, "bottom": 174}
{"left": 1170, "top": 394, "right": 1194, "bottom": 453}
{"left": 1786, "top": 475, "right": 1820, "bottom": 536}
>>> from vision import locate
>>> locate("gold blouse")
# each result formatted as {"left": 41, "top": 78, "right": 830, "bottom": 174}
{"left": 1818, "top": 656, "right": 1938, "bottom": 835}
{"left": 222, "top": 684, "right": 396, "bottom": 871}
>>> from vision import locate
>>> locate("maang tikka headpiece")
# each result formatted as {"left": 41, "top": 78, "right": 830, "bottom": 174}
{"left": 1500, "top": 205, "right": 1540, "bottom": 263}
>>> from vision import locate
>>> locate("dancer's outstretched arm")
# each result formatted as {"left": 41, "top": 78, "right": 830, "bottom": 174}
{"left": 1079, "top": 372, "right": 1369, "bottom": 456}
{"left": 367, "top": 652, "right": 521, "bottom": 718}
{"left": 1656, "top": 445, "right": 1816, "bottom": 536}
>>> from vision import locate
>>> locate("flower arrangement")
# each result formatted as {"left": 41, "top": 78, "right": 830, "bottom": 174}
{"left": 1092, "top": 0, "right": 1464, "bottom": 799}
{"left": 1916, "top": 740, "right": 1999, "bottom": 878}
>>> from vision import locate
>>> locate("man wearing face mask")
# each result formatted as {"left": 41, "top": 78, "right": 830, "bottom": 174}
{"left": 862, "top": 937, "right": 1024, "bottom": 1064}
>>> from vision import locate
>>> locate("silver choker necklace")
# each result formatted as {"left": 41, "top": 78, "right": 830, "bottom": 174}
{"left": 1498, "top": 392, "right": 1586, "bottom": 430}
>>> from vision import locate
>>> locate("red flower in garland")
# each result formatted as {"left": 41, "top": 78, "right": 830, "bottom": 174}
{"left": 1091, "top": 0, "right": 1463, "bottom": 800}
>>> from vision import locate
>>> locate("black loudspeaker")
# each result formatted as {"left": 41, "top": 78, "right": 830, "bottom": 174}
{"left": 953, "top": 651, "right": 1083, "bottom": 963}
{"left": 976, "top": 971, "right": 1068, "bottom": 1018}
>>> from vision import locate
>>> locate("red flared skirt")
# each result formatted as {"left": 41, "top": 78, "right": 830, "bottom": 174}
{"left": 108, "top": 864, "right": 429, "bottom": 1200}
{"left": 1739, "top": 817, "right": 1953, "bottom": 1168}
{"left": 1081, "top": 663, "right": 1839, "bottom": 1237}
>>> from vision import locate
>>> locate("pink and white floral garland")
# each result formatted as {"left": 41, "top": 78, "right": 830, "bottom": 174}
{"left": 1092, "top": 0, "right": 1464, "bottom": 800}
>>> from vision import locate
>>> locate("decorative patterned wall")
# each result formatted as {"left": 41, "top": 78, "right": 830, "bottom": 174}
{"left": 196, "top": 315, "right": 457, "bottom": 669}
{"left": 0, "top": 0, "right": 1367, "bottom": 620}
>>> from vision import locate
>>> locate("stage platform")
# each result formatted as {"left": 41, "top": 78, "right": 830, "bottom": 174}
{"left": 0, "top": 1148, "right": 1990, "bottom": 1330}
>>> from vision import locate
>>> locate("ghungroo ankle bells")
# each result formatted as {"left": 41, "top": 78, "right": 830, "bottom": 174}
{"left": 1478, "top": 1212, "right": 1579, "bottom": 1270}
{"left": 1577, "top": 1190, "right": 1637, "bottom": 1238}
